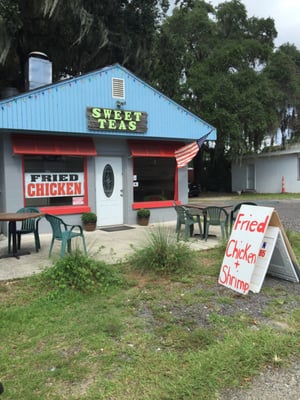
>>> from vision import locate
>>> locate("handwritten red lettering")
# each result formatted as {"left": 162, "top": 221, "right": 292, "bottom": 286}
{"left": 233, "top": 213, "right": 269, "bottom": 233}
{"left": 218, "top": 264, "right": 250, "bottom": 294}
{"left": 226, "top": 239, "right": 257, "bottom": 264}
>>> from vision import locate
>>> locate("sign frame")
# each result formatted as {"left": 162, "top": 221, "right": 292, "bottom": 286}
{"left": 218, "top": 205, "right": 300, "bottom": 295}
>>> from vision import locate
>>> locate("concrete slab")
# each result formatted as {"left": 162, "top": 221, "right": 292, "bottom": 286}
{"left": 0, "top": 221, "right": 222, "bottom": 281}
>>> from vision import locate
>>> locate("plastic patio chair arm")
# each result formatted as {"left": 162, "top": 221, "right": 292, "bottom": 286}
{"left": 67, "top": 224, "right": 84, "bottom": 234}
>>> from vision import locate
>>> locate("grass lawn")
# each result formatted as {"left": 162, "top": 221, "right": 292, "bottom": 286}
{"left": 190, "top": 192, "right": 300, "bottom": 201}
{"left": 1, "top": 209, "right": 300, "bottom": 399}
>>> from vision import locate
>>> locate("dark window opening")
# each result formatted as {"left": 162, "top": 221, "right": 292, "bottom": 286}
{"left": 133, "top": 157, "right": 175, "bottom": 202}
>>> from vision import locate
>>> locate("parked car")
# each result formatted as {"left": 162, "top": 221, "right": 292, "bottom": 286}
{"left": 188, "top": 183, "right": 201, "bottom": 197}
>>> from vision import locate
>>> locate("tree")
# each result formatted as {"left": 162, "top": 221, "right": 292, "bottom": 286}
{"left": 0, "top": 0, "right": 170, "bottom": 90}
{"left": 150, "top": 0, "right": 284, "bottom": 190}
{"left": 264, "top": 44, "right": 300, "bottom": 146}
{"left": 1, "top": 0, "right": 300, "bottom": 193}
{"left": 150, "top": 0, "right": 215, "bottom": 100}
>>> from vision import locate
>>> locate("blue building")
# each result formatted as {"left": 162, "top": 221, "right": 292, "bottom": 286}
{"left": 0, "top": 62, "right": 215, "bottom": 232}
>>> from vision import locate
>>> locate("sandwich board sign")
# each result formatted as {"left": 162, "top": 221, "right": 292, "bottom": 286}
{"left": 218, "top": 205, "right": 300, "bottom": 295}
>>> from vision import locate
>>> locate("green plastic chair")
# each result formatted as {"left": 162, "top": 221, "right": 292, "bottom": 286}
{"left": 174, "top": 204, "right": 202, "bottom": 240}
{"left": 203, "top": 206, "right": 229, "bottom": 241}
{"left": 8, "top": 207, "right": 41, "bottom": 253}
{"left": 230, "top": 202, "right": 257, "bottom": 232}
{"left": 45, "top": 214, "right": 87, "bottom": 257}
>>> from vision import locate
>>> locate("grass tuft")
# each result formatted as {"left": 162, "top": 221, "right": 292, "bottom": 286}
{"left": 128, "top": 225, "right": 197, "bottom": 275}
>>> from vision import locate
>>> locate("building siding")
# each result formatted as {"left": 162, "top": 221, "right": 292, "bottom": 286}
{"left": 0, "top": 64, "right": 215, "bottom": 233}
{"left": 0, "top": 64, "right": 216, "bottom": 141}
{"left": 232, "top": 150, "right": 300, "bottom": 193}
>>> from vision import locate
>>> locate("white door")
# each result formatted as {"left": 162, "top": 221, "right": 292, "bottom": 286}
{"left": 246, "top": 164, "right": 255, "bottom": 190}
{"left": 95, "top": 157, "right": 123, "bottom": 226}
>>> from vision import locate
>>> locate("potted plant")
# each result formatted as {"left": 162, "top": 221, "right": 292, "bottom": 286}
{"left": 81, "top": 212, "right": 97, "bottom": 231}
{"left": 137, "top": 208, "right": 150, "bottom": 226}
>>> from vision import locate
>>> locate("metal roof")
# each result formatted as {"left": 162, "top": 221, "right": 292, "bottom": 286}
{"left": 0, "top": 63, "right": 216, "bottom": 141}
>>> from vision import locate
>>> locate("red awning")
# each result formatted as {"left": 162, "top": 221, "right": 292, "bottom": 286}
{"left": 128, "top": 140, "right": 182, "bottom": 157}
{"left": 12, "top": 134, "right": 97, "bottom": 156}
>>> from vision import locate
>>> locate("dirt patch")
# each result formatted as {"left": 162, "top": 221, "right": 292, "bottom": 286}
{"left": 137, "top": 274, "right": 300, "bottom": 329}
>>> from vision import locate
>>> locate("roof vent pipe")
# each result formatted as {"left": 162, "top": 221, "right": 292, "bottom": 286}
{"left": 25, "top": 51, "right": 52, "bottom": 90}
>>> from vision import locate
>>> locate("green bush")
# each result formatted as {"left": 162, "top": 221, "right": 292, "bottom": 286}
{"left": 41, "top": 250, "right": 123, "bottom": 293}
{"left": 137, "top": 208, "right": 150, "bottom": 218}
{"left": 128, "top": 225, "right": 197, "bottom": 275}
{"left": 81, "top": 212, "right": 97, "bottom": 223}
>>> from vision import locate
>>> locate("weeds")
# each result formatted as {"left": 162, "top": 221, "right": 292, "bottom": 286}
{"left": 40, "top": 249, "right": 124, "bottom": 294}
{"left": 128, "top": 225, "right": 197, "bottom": 275}
{"left": 286, "top": 229, "right": 300, "bottom": 259}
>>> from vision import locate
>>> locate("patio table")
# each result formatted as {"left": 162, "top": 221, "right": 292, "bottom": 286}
{"left": 0, "top": 212, "right": 43, "bottom": 259}
{"left": 182, "top": 203, "right": 233, "bottom": 239}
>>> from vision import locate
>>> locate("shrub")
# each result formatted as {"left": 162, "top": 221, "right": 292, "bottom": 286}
{"left": 81, "top": 212, "right": 97, "bottom": 223}
{"left": 128, "top": 225, "right": 197, "bottom": 275}
{"left": 137, "top": 208, "right": 150, "bottom": 218}
{"left": 41, "top": 250, "right": 123, "bottom": 293}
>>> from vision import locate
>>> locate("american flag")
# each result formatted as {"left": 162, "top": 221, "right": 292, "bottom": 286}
{"left": 175, "top": 131, "right": 212, "bottom": 168}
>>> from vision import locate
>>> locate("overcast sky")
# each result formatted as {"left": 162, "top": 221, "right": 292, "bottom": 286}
{"left": 208, "top": 0, "right": 300, "bottom": 50}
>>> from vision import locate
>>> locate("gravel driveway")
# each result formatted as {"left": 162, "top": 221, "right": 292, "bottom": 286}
{"left": 271, "top": 199, "right": 300, "bottom": 232}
